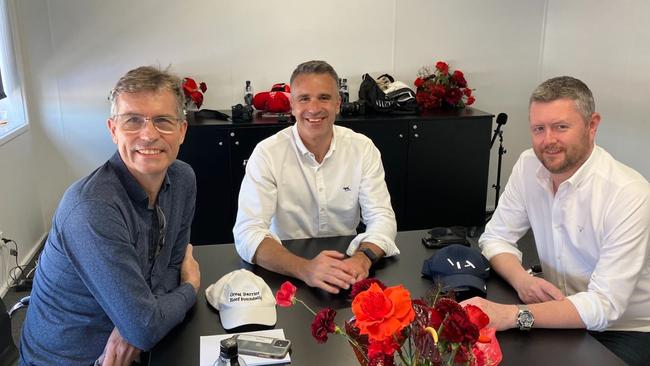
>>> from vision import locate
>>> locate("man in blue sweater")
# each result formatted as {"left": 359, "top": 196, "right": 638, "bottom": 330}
{"left": 20, "top": 66, "right": 201, "bottom": 365}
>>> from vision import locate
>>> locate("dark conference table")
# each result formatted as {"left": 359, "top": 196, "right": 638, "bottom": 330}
{"left": 149, "top": 230, "right": 624, "bottom": 365}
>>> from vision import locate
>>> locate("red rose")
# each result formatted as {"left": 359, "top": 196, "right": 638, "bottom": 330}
{"left": 445, "top": 87, "right": 463, "bottom": 106}
{"left": 183, "top": 78, "right": 197, "bottom": 94}
{"left": 432, "top": 84, "right": 446, "bottom": 98}
{"left": 350, "top": 278, "right": 386, "bottom": 299}
{"left": 190, "top": 91, "right": 204, "bottom": 108}
{"left": 451, "top": 70, "right": 467, "bottom": 87}
{"left": 352, "top": 283, "right": 415, "bottom": 341}
{"left": 436, "top": 61, "right": 449, "bottom": 75}
{"left": 414, "top": 77, "right": 425, "bottom": 88}
{"left": 275, "top": 281, "right": 297, "bottom": 307}
{"left": 467, "top": 96, "right": 476, "bottom": 105}
{"left": 463, "top": 88, "right": 473, "bottom": 97}
{"left": 311, "top": 308, "right": 337, "bottom": 343}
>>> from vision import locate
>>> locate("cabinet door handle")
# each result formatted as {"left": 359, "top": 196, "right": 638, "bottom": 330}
{"left": 412, "top": 124, "right": 418, "bottom": 130}
{"left": 414, "top": 133, "right": 419, "bottom": 138}
{"left": 399, "top": 134, "right": 404, "bottom": 138}
{"left": 234, "top": 141, "right": 239, "bottom": 145}
{"left": 218, "top": 141, "right": 223, "bottom": 146}
{"left": 230, "top": 132, "right": 235, "bottom": 137}
{"left": 242, "top": 159, "right": 248, "bottom": 167}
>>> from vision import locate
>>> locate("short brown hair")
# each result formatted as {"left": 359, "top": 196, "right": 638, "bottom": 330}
{"left": 109, "top": 66, "right": 184, "bottom": 117}
{"left": 289, "top": 60, "right": 340, "bottom": 88}
{"left": 530, "top": 76, "right": 595, "bottom": 123}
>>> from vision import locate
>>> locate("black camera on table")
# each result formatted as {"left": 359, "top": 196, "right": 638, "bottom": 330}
{"left": 231, "top": 104, "right": 253, "bottom": 122}
{"left": 340, "top": 100, "right": 365, "bottom": 116}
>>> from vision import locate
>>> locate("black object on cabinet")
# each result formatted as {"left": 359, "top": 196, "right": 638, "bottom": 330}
{"left": 179, "top": 108, "right": 493, "bottom": 244}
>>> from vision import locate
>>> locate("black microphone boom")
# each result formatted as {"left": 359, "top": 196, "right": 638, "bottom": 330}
{"left": 490, "top": 113, "right": 508, "bottom": 149}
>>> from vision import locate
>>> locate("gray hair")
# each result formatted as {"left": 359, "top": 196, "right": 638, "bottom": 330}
{"left": 109, "top": 66, "right": 185, "bottom": 118}
{"left": 529, "top": 76, "right": 595, "bottom": 123}
{"left": 289, "top": 60, "right": 340, "bottom": 89}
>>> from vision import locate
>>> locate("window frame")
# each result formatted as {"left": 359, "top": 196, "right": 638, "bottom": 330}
{"left": 0, "top": 0, "right": 29, "bottom": 146}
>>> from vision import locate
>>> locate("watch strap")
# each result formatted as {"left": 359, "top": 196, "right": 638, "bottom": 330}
{"left": 359, "top": 247, "right": 379, "bottom": 265}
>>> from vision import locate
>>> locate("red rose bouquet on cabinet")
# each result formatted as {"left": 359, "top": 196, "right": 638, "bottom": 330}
{"left": 414, "top": 61, "right": 475, "bottom": 110}
{"left": 182, "top": 77, "right": 207, "bottom": 109}
{"left": 275, "top": 279, "right": 501, "bottom": 366}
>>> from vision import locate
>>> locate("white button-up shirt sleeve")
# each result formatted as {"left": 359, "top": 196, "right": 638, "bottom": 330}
{"left": 479, "top": 153, "right": 531, "bottom": 262}
{"left": 345, "top": 141, "right": 398, "bottom": 257}
{"left": 233, "top": 143, "right": 282, "bottom": 263}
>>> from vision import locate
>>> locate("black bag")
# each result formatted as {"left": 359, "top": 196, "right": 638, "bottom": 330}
{"left": 358, "top": 73, "right": 418, "bottom": 114}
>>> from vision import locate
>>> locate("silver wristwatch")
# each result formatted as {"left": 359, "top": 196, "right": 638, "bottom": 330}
{"left": 516, "top": 304, "right": 534, "bottom": 331}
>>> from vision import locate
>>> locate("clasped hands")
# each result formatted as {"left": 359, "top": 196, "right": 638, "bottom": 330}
{"left": 300, "top": 250, "right": 372, "bottom": 294}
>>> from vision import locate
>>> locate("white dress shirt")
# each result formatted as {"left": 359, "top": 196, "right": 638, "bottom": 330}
{"left": 233, "top": 124, "right": 398, "bottom": 263}
{"left": 480, "top": 146, "right": 650, "bottom": 331}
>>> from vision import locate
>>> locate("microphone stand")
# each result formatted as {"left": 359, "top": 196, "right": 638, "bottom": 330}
{"left": 491, "top": 129, "right": 507, "bottom": 210}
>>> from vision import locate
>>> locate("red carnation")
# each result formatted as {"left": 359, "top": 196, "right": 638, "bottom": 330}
{"left": 467, "top": 96, "right": 476, "bottom": 105}
{"left": 350, "top": 278, "right": 387, "bottom": 299}
{"left": 414, "top": 77, "right": 425, "bottom": 88}
{"left": 442, "top": 311, "right": 479, "bottom": 343}
{"left": 463, "top": 88, "right": 473, "bottom": 97}
{"left": 451, "top": 70, "right": 467, "bottom": 87}
{"left": 311, "top": 308, "right": 337, "bottom": 343}
{"left": 275, "top": 281, "right": 297, "bottom": 307}
{"left": 436, "top": 61, "right": 449, "bottom": 75}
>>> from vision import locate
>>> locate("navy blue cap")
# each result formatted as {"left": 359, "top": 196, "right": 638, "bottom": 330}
{"left": 421, "top": 244, "right": 491, "bottom": 295}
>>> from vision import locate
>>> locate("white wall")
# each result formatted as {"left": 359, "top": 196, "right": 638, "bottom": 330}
{"left": 2, "top": 0, "right": 648, "bottom": 294}
{"left": 541, "top": 0, "right": 650, "bottom": 179}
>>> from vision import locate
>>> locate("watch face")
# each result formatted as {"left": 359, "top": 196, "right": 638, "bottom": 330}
{"left": 517, "top": 310, "right": 534, "bottom": 329}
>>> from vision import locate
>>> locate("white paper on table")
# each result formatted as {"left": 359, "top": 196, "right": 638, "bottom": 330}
{"left": 200, "top": 328, "right": 291, "bottom": 366}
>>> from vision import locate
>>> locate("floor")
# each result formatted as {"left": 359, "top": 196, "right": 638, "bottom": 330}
{"left": 1, "top": 228, "right": 539, "bottom": 350}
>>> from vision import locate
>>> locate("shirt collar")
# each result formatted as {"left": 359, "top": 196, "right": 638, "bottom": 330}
{"left": 108, "top": 152, "right": 171, "bottom": 206}
{"left": 291, "top": 124, "right": 337, "bottom": 159}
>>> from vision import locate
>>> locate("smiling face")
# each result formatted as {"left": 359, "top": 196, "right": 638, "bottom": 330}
{"left": 529, "top": 98, "right": 600, "bottom": 183}
{"left": 290, "top": 73, "right": 341, "bottom": 148}
{"left": 108, "top": 89, "right": 187, "bottom": 188}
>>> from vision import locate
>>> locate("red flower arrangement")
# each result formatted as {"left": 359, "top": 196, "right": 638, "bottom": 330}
{"left": 275, "top": 279, "right": 502, "bottom": 366}
{"left": 182, "top": 77, "right": 207, "bottom": 109}
{"left": 414, "top": 61, "right": 475, "bottom": 110}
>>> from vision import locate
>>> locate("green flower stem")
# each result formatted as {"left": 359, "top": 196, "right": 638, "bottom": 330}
{"left": 295, "top": 298, "right": 317, "bottom": 316}
{"left": 294, "top": 298, "right": 368, "bottom": 364}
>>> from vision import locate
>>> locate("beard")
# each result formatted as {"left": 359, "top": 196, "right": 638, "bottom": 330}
{"left": 534, "top": 133, "right": 592, "bottom": 175}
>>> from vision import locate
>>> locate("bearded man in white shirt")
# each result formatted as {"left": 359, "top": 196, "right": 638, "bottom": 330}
{"left": 462, "top": 76, "right": 650, "bottom": 366}
{"left": 233, "top": 60, "right": 398, "bottom": 294}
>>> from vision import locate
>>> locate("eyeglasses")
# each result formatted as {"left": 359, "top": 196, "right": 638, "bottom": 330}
{"left": 113, "top": 114, "right": 182, "bottom": 134}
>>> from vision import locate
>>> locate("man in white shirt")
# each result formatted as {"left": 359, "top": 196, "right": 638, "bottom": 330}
{"left": 462, "top": 76, "right": 650, "bottom": 366}
{"left": 233, "top": 60, "right": 398, "bottom": 294}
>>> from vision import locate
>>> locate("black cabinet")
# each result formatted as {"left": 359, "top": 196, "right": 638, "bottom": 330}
{"left": 179, "top": 108, "right": 493, "bottom": 244}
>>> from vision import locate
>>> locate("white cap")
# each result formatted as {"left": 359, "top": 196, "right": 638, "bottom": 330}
{"left": 205, "top": 269, "right": 277, "bottom": 330}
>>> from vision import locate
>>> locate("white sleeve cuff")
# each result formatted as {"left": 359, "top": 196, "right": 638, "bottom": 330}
{"left": 567, "top": 292, "right": 608, "bottom": 331}
{"left": 479, "top": 239, "right": 523, "bottom": 262}
{"left": 235, "top": 230, "right": 282, "bottom": 264}
{"left": 346, "top": 232, "right": 400, "bottom": 257}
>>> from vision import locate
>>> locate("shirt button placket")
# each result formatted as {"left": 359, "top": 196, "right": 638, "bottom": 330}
{"left": 315, "top": 168, "right": 328, "bottom": 234}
